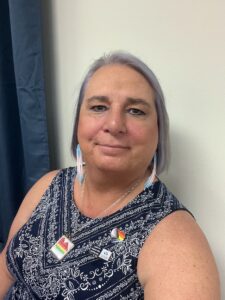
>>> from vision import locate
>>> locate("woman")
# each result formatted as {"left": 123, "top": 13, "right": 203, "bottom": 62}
{"left": 0, "top": 52, "right": 220, "bottom": 299}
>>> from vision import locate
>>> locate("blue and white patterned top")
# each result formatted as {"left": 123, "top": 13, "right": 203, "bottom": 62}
{"left": 6, "top": 167, "right": 188, "bottom": 299}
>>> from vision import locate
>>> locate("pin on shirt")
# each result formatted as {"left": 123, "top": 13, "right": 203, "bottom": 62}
{"left": 98, "top": 248, "right": 112, "bottom": 261}
{"left": 90, "top": 245, "right": 101, "bottom": 258}
{"left": 50, "top": 235, "right": 74, "bottom": 260}
{"left": 110, "top": 228, "right": 126, "bottom": 242}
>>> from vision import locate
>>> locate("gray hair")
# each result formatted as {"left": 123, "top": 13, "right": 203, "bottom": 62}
{"left": 71, "top": 51, "right": 170, "bottom": 174}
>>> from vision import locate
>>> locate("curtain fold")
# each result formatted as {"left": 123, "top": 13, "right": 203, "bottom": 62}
{"left": 0, "top": 0, "right": 50, "bottom": 250}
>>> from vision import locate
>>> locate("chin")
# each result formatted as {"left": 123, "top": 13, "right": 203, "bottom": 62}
{"left": 95, "top": 160, "right": 130, "bottom": 174}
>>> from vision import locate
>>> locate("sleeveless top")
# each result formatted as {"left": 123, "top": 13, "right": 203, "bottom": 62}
{"left": 6, "top": 167, "right": 188, "bottom": 299}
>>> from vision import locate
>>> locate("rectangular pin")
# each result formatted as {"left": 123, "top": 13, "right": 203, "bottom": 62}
{"left": 99, "top": 248, "right": 112, "bottom": 261}
{"left": 50, "top": 235, "right": 74, "bottom": 260}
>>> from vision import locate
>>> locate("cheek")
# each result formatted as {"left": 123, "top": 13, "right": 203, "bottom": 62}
{"left": 77, "top": 117, "right": 102, "bottom": 142}
{"left": 131, "top": 122, "right": 158, "bottom": 144}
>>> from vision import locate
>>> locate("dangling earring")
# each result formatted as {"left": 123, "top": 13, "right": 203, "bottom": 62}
{"left": 76, "top": 144, "right": 84, "bottom": 184}
{"left": 144, "top": 154, "right": 157, "bottom": 190}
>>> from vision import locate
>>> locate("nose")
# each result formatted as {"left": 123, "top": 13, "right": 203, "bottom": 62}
{"left": 103, "top": 108, "right": 127, "bottom": 135}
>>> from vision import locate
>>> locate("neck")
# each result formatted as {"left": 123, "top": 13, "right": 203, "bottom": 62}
{"left": 84, "top": 165, "right": 149, "bottom": 192}
{"left": 75, "top": 167, "right": 150, "bottom": 218}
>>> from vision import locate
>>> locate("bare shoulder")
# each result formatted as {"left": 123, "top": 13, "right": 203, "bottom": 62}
{"left": 4, "top": 170, "right": 59, "bottom": 248}
{"left": 137, "top": 210, "right": 221, "bottom": 300}
{"left": 17, "top": 170, "right": 59, "bottom": 217}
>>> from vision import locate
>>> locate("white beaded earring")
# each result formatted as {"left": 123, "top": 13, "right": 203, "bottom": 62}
{"left": 76, "top": 144, "right": 84, "bottom": 184}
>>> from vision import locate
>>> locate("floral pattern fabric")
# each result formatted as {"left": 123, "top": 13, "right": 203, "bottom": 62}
{"left": 6, "top": 167, "right": 187, "bottom": 299}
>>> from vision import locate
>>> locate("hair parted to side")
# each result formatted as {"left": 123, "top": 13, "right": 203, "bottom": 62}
{"left": 71, "top": 51, "right": 170, "bottom": 174}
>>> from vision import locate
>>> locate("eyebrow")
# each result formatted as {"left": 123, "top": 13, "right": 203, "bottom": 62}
{"left": 86, "top": 96, "right": 109, "bottom": 103}
{"left": 126, "top": 97, "right": 152, "bottom": 108}
{"left": 86, "top": 95, "right": 152, "bottom": 108}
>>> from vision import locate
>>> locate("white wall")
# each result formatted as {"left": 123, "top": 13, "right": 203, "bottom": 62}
{"left": 41, "top": 0, "right": 225, "bottom": 296}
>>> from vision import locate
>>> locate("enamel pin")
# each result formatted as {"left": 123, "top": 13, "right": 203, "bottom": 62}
{"left": 90, "top": 245, "right": 101, "bottom": 257}
{"left": 90, "top": 245, "right": 112, "bottom": 261}
{"left": 110, "top": 228, "right": 126, "bottom": 242}
{"left": 98, "top": 248, "right": 112, "bottom": 261}
{"left": 50, "top": 235, "right": 74, "bottom": 260}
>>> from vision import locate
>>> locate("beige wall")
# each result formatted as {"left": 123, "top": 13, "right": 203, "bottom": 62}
{"left": 42, "top": 0, "right": 225, "bottom": 295}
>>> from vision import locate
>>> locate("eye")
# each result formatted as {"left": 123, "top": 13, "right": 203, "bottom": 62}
{"left": 90, "top": 105, "right": 108, "bottom": 113}
{"left": 127, "top": 108, "right": 145, "bottom": 116}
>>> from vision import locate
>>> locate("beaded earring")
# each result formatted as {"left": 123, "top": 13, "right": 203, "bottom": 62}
{"left": 76, "top": 144, "right": 84, "bottom": 184}
{"left": 144, "top": 154, "right": 157, "bottom": 190}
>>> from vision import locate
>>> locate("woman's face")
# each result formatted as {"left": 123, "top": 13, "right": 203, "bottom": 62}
{"left": 77, "top": 64, "right": 158, "bottom": 176}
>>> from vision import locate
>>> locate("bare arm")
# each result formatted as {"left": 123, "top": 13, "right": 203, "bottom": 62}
{"left": 137, "top": 211, "right": 221, "bottom": 300}
{"left": 0, "top": 170, "right": 58, "bottom": 300}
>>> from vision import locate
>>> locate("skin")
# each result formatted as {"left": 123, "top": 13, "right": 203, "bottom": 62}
{"left": 75, "top": 64, "right": 159, "bottom": 216}
{"left": 78, "top": 64, "right": 158, "bottom": 180}
{"left": 138, "top": 211, "right": 221, "bottom": 299}
{"left": 0, "top": 64, "right": 221, "bottom": 299}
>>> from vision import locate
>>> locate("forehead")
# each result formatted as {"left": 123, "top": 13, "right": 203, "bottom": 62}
{"left": 84, "top": 64, "right": 155, "bottom": 99}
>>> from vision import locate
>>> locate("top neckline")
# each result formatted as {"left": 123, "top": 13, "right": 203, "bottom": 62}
{"left": 69, "top": 167, "right": 160, "bottom": 222}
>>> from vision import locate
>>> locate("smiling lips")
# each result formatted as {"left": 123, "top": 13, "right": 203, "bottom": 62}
{"left": 98, "top": 144, "right": 129, "bottom": 149}
{"left": 96, "top": 143, "right": 129, "bottom": 154}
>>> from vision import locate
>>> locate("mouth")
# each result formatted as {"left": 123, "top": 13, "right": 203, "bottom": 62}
{"left": 97, "top": 143, "right": 129, "bottom": 149}
{"left": 95, "top": 143, "right": 130, "bottom": 155}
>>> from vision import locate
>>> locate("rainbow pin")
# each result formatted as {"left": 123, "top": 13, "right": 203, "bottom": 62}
{"left": 50, "top": 235, "right": 74, "bottom": 260}
{"left": 111, "top": 228, "right": 126, "bottom": 242}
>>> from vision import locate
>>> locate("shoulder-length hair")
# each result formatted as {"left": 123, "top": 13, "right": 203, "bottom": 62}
{"left": 71, "top": 51, "right": 170, "bottom": 174}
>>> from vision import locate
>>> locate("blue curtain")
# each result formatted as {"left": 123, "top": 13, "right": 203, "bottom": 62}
{"left": 0, "top": 0, "right": 50, "bottom": 250}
